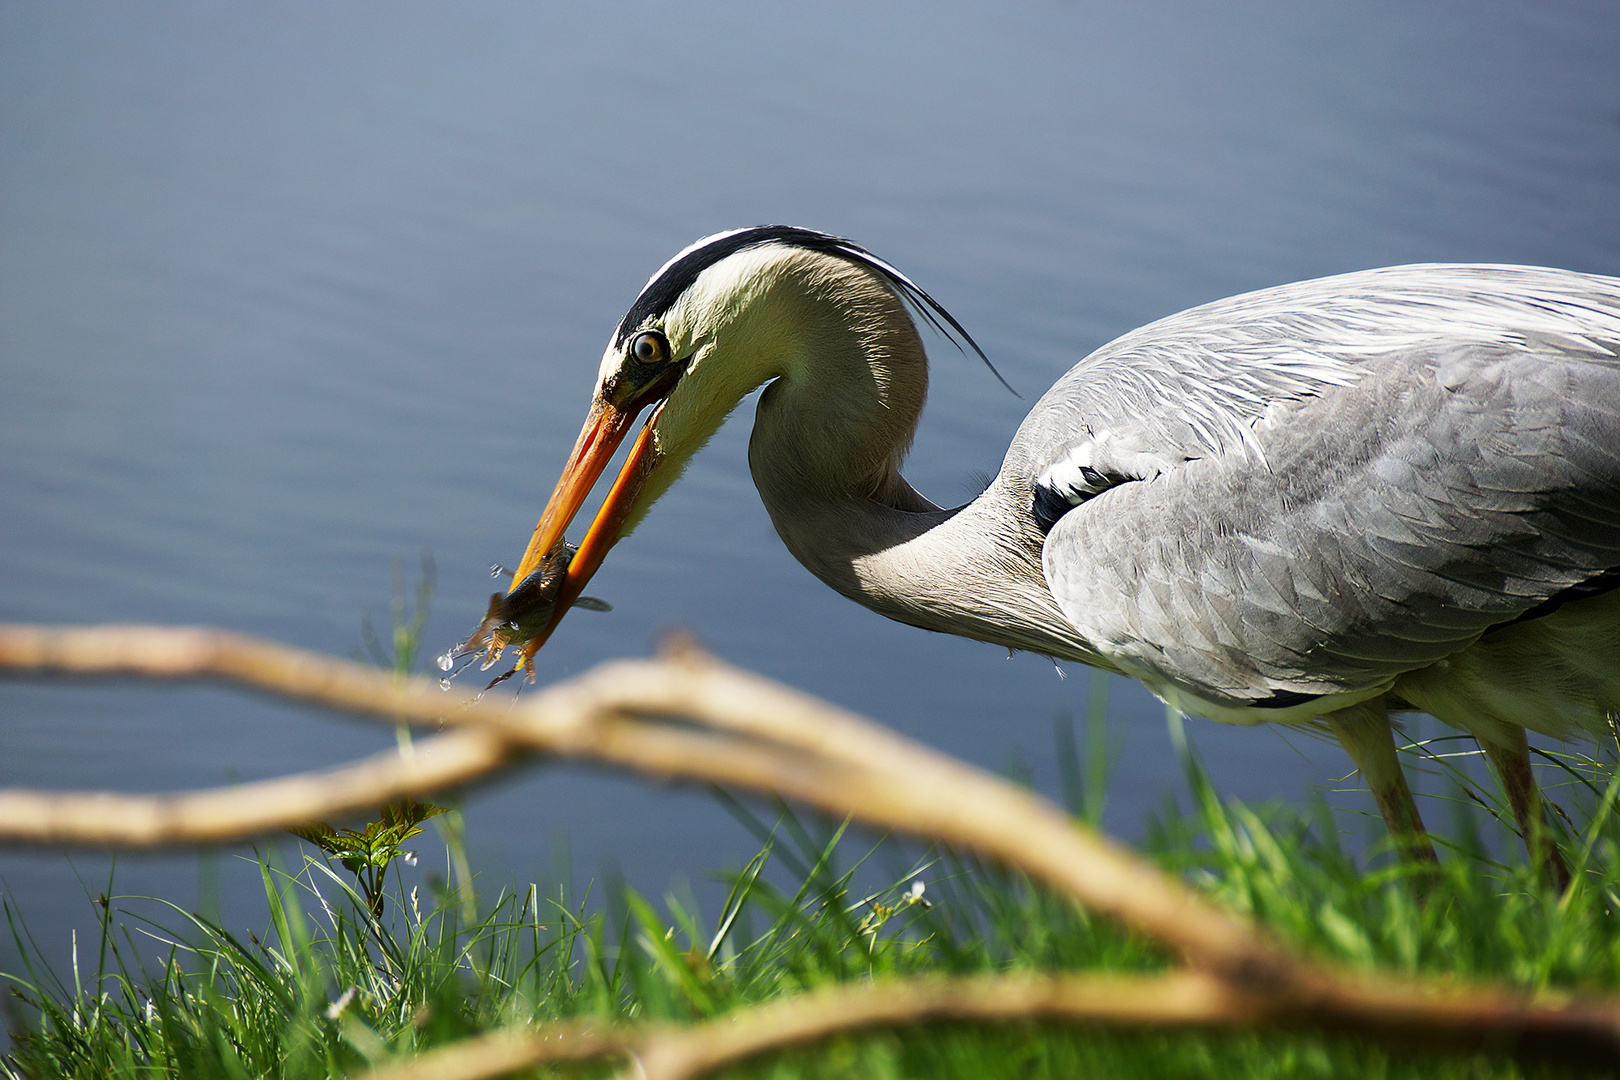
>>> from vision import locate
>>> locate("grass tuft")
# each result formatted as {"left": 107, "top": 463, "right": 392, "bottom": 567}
{"left": 5, "top": 731, "right": 1620, "bottom": 1078}
{"left": 7, "top": 570, "right": 1615, "bottom": 1077}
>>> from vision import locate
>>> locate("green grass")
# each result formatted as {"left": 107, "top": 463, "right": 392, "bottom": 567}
{"left": 7, "top": 573, "right": 1616, "bottom": 1078}
{"left": 4, "top": 731, "right": 1620, "bottom": 1080}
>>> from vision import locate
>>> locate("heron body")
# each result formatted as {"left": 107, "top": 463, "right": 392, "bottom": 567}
{"left": 489, "top": 226, "right": 1620, "bottom": 878}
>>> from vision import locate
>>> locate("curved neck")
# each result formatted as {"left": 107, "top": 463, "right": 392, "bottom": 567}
{"left": 742, "top": 259, "right": 1101, "bottom": 663}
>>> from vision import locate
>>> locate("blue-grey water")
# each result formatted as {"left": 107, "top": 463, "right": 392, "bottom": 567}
{"left": 3, "top": 1, "right": 1619, "bottom": 993}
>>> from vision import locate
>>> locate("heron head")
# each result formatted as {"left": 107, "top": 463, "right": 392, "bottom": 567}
{"left": 489, "top": 225, "right": 990, "bottom": 674}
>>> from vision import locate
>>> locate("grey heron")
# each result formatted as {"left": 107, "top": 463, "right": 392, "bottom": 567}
{"left": 471, "top": 226, "right": 1620, "bottom": 882}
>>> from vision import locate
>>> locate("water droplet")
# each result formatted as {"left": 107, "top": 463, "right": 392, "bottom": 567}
{"left": 436, "top": 651, "right": 455, "bottom": 672}
{"left": 438, "top": 678, "right": 452, "bottom": 691}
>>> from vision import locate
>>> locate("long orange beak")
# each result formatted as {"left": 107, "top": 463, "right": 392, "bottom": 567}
{"left": 510, "top": 397, "right": 638, "bottom": 587}
{"left": 507, "top": 389, "right": 671, "bottom": 671}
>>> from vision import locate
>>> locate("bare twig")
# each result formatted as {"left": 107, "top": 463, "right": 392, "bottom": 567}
{"left": 0, "top": 729, "right": 512, "bottom": 846}
{"left": 6, "top": 623, "right": 1620, "bottom": 1074}
{"left": 359, "top": 970, "right": 1620, "bottom": 1080}
{"left": 360, "top": 1020, "right": 628, "bottom": 1080}
{"left": 0, "top": 624, "right": 1265, "bottom": 978}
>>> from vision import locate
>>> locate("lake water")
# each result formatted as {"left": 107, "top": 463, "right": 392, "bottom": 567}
{"left": 3, "top": 1, "right": 1619, "bottom": 986}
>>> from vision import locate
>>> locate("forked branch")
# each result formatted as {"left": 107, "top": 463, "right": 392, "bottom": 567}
{"left": 3, "top": 623, "right": 1619, "bottom": 1075}
{"left": 0, "top": 624, "right": 1264, "bottom": 978}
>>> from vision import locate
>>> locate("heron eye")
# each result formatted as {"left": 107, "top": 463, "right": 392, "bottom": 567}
{"left": 630, "top": 331, "right": 667, "bottom": 364}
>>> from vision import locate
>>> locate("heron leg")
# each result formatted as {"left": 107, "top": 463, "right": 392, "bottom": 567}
{"left": 1478, "top": 729, "right": 1571, "bottom": 892}
{"left": 1326, "top": 705, "right": 1439, "bottom": 870}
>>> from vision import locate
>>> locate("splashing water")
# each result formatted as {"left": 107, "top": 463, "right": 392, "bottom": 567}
{"left": 436, "top": 537, "right": 613, "bottom": 692}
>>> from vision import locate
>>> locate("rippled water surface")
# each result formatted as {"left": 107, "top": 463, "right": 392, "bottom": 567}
{"left": 4, "top": 2, "right": 1619, "bottom": 977}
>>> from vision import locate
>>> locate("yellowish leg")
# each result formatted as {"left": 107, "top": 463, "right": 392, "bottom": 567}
{"left": 1479, "top": 729, "right": 1571, "bottom": 892}
{"left": 1327, "top": 704, "right": 1440, "bottom": 870}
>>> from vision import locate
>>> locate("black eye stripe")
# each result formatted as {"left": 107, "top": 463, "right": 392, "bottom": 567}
{"left": 615, "top": 228, "right": 844, "bottom": 347}
{"left": 609, "top": 226, "right": 1006, "bottom": 396}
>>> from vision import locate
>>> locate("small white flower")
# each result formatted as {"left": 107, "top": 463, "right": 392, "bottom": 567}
{"left": 326, "top": 986, "right": 358, "bottom": 1020}
{"left": 402, "top": 851, "right": 418, "bottom": 867}
{"left": 905, "top": 880, "right": 930, "bottom": 907}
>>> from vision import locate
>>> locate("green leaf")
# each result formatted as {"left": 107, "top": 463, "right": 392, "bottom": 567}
{"left": 287, "top": 822, "right": 338, "bottom": 850}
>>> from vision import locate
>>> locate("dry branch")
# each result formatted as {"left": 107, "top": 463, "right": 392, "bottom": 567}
{"left": 360, "top": 1020, "right": 628, "bottom": 1080}
{"left": 360, "top": 970, "right": 1620, "bottom": 1080}
{"left": 6, "top": 623, "right": 1620, "bottom": 1074}
{"left": 0, "top": 624, "right": 1267, "bottom": 978}
{"left": 0, "top": 729, "right": 513, "bottom": 846}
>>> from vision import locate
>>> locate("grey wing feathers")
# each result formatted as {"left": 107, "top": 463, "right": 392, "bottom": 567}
{"left": 1025, "top": 264, "right": 1620, "bottom": 711}
{"left": 1015, "top": 264, "right": 1620, "bottom": 483}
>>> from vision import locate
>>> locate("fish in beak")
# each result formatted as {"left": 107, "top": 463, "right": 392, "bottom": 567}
{"left": 446, "top": 340, "right": 685, "bottom": 684}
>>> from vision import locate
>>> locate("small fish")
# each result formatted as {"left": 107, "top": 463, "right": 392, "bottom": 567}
{"left": 438, "top": 538, "right": 611, "bottom": 688}
{"left": 501, "top": 542, "right": 613, "bottom": 627}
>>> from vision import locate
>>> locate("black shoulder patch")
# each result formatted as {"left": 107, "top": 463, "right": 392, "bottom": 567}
{"left": 1031, "top": 467, "right": 1136, "bottom": 535}
{"left": 1032, "top": 484, "right": 1077, "bottom": 534}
